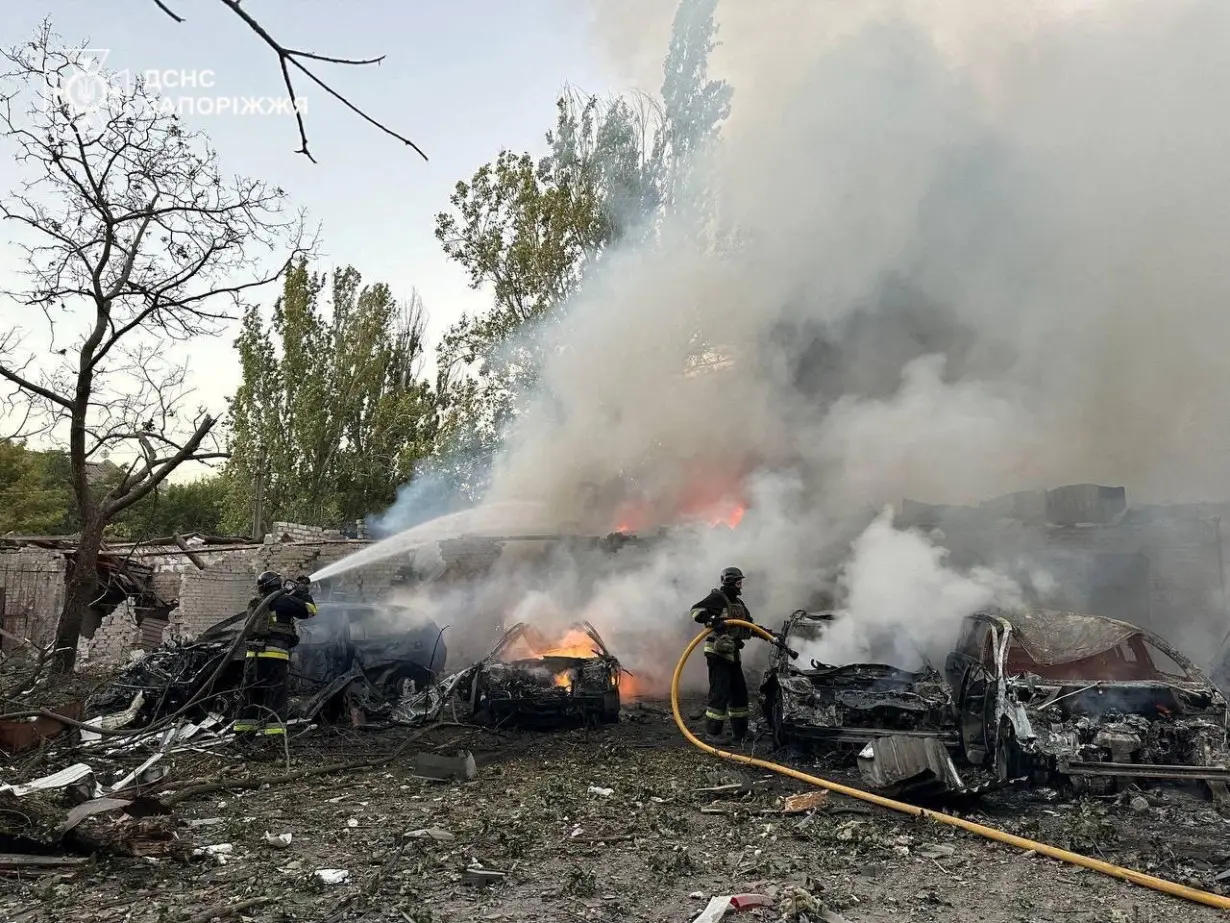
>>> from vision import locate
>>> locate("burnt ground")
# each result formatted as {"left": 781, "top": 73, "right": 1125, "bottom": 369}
{"left": 4, "top": 696, "right": 1230, "bottom": 923}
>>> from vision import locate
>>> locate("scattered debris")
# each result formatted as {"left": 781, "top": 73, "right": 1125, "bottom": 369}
{"left": 463, "top": 866, "right": 507, "bottom": 887}
{"left": 781, "top": 791, "right": 828, "bottom": 814}
{"left": 856, "top": 736, "right": 994, "bottom": 798}
{"left": 263, "top": 831, "right": 293, "bottom": 848}
{"left": 779, "top": 887, "right": 847, "bottom": 923}
{"left": 916, "top": 844, "right": 957, "bottom": 859}
{"left": 0, "top": 701, "right": 84, "bottom": 752}
{"left": 588, "top": 785, "right": 615, "bottom": 797}
{"left": 0, "top": 763, "right": 96, "bottom": 798}
{"left": 0, "top": 854, "right": 91, "bottom": 871}
{"left": 314, "top": 868, "right": 350, "bottom": 885}
{"left": 193, "top": 844, "right": 234, "bottom": 864}
{"left": 405, "top": 827, "right": 454, "bottom": 842}
{"left": 691, "top": 892, "right": 774, "bottom": 922}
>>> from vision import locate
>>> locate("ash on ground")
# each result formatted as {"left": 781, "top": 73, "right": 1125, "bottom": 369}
{"left": 4, "top": 695, "right": 1230, "bottom": 923}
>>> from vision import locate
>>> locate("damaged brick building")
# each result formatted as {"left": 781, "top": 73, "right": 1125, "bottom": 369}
{"left": 0, "top": 523, "right": 402, "bottom": 666}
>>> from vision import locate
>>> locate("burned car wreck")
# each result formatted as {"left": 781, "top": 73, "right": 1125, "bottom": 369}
{"left": 944, "top": 608, "right": 1230, "bottom": 790}
{"left": 760, "top": 610, "right": 956, "bottom": 751}
{"left": 87, "top": 599, "right": 448, "bottom": 729}
{"left": 461, "top": 621, "right": 623, "bottom": 727}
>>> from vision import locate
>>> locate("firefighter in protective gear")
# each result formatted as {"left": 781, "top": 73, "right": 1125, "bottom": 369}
{"left": 234, "top": 570, "right": 317, "bottom": 738}
{"left": 690, "top": 566, "right": 754, "bottom": 742}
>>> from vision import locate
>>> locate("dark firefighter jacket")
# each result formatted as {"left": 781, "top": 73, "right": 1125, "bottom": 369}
{"left": 246, "top": 590, "right": 318, "bottom": 647}
{"left": 690, "top": 588, "right": 753, "bottom": 662}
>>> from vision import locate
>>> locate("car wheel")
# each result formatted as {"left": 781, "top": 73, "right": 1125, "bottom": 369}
{"left": 995, "top": 721, "right": 1024, "bottom": 782}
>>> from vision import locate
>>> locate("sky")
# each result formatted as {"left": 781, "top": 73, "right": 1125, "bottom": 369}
{"left": 0, "top": 0, "right": 628, "bottom": 471}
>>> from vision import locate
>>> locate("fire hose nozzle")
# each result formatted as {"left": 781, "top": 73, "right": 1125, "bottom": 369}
{"left": 770, "top": 636, "right": 799, "bottom": 659}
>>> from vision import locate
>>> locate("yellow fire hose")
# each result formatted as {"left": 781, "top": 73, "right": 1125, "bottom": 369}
{"left": 670, "top": 619, "right": 1230, "bottom": 911}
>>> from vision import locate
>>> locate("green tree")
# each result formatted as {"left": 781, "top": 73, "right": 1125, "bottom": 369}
{"left": 109, "top": 475, "right": 227, "bottom": 539}
{"left": 433, "top": 91, "right": 664, "bottom": 495}
{"left": 225, "top": 258, "right": 436, "bottom": 533}
{"left": 658, "top": 0, "right": 733, "bottom": 231}
{"left": 0, "top": 442, "right": 72, "bottom": 534}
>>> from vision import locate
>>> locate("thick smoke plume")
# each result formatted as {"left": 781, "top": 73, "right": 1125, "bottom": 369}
{"left": 455, "top": 0, "right": 1230, "bottom": 673}
{"left": 803, "top": 509, "right": 1023, "bottom": 670}
{"left": 329, "top": 1, "right": 1230, "bottom": 685}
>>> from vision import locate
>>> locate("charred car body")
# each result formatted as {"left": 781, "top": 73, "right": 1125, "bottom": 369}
{"left": 760, "top": 610, "right": 956, "bottom": 750}
{"left": 944, "top": 609, "right": 1230, "bottom": 789}
{"left": 88, "top": 600, "right": 447, "bottom": 728}
{"left": 462, "top": 621, "right": 622, "bottom": 727}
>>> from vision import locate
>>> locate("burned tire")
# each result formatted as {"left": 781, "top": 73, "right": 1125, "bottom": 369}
{"left": 995, "top": 720, "right": 1025, "bottom": 782}
{"left": 600, "top": 689, "right": 620, "bottom": 724}
{"left": 765, "top": 683, "right": 787, "bottom": 749}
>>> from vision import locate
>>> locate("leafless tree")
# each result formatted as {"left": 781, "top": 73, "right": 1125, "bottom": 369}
{"left": 152, "top": 0, "right": 428, "bottom": 163}
{"left": 0, "top": 25, "right": 309, "bottom": 671}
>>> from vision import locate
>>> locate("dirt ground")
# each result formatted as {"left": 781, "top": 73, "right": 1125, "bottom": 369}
{"left": 4, "top": 696, "right": 1230, "bottom": 923}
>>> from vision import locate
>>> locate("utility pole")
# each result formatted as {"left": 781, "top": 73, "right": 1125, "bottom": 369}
{"left": 251, "top": 444, "right": 266, "bottom": 540}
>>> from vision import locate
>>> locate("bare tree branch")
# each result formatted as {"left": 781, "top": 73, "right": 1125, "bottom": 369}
{"left": 0, "top": 24, "right": 308, "bottom": 671}
{"left": 151, "top": 0, "right": 428, "bottom": 163}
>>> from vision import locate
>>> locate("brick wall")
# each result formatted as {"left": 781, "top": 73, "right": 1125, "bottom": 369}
{"left": 0, "top": 548, "right": 67, "bottom": 647}
{"left": 165, "top": 537, "right": 402, "bottom": 638}
{"left": 268, "top": 522, "right": 346, "bottom": 543}
{"left": 79, "top": 599, "right": 141, "bottom": 666}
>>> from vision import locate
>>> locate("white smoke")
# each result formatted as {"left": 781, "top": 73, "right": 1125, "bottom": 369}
{"left": 804, "top": 508, "right": 1023, "bottom": 670}
{"left": 334, "top": 0, "right": 1230, "bottom": 678}
{"left": 461, "top": 0, "right": 1230, "bottom": 671}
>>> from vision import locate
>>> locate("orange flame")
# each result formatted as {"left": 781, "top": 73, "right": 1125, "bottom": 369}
{"left": 540, "top": 628, "right": 599, "bottom": 659}
{"left": 614, "top": 498, "right": 746, "bottom": 533}
{"left": 501, "top": 627, "right": 598, "bottom": 663}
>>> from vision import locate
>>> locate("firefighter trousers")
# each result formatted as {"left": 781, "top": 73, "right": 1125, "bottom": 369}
{"left": 704, "top": 653, "right": 750, "bottom": 740}
{"left": 235, "top": 641, "right": 291, "bottom": 736}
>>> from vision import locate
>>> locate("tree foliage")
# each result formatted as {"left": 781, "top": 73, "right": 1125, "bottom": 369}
{"left": 0, "top": 26, "right": 303, "bottom": 669}
{"left": 0, "top": 442, "right": 74, "bottom": 534}
{"left": 430, "top": 0, "right": 733, "bottom": 498}
{"left": 0, "top": 440, "right": 225, "bottom": 537}
{"left": 432, "top": 90, "right": 667, "bottom": 497}
{"left": 110, "top": 475, "right": 227, "bottom": 539}
{"left": 659, "top": 0, "right": 733, "bottom": 229}
{"left": 226, "top": 258, "right": 436, "bottom": 533}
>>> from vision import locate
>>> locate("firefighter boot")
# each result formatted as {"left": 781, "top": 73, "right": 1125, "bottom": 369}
{"left": 704, "top": 717, "right": 725, "bottom": 742}
{"left": 730, "top": 716, "right": 749, "bottom": 745}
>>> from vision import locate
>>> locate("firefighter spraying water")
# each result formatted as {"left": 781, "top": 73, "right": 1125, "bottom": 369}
{"left": 234, "top": 571, "right": 318, "bottom": 743}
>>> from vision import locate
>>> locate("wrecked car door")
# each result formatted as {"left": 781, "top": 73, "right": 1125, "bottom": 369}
{"left": 944, "top": 617, "right": 982, "bottom": 694}
{"left": 955, "top": 621, "right": 1000, "bottom": 766}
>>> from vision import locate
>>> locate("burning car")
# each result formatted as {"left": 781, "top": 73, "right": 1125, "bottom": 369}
{"left": 760, "top": 610, "right": 956, "bottom": 750}
{"left": 944, "top": 608, "right": 1230, "bottom": 790}
{"left": 462, "top": 621, "right": 623, "bottom": 727}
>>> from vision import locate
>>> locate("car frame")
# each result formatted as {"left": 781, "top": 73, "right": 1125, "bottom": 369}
{"left": 944, "top": 608, "right": 1230, "bottom": 789}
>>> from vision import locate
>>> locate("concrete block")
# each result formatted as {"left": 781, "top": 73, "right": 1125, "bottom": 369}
{"left": 412, "top": 750, "right": 477, "bottom": 782}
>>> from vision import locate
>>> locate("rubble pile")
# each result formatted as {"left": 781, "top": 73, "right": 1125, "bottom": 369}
{"left": 6, "top": 519, "right": 1230, "bottom": 920}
